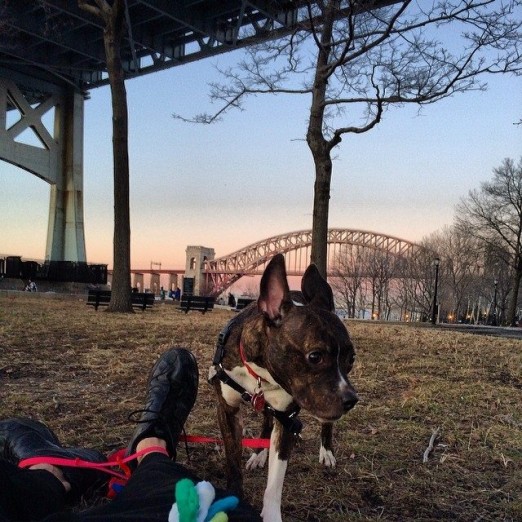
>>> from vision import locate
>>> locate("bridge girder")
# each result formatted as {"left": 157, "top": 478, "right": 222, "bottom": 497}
{"left": 204, "top": 228, "right": 425, "bottom": 297}
{"left": 0, "top": 0, "right": 304, "bottom": 95}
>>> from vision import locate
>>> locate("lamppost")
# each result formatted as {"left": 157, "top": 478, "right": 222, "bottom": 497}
{"left": 492, "top": 279, "right": 498, "bottom": 326}
{"left": 431, "top": 258, "right": 440, "bottom": 325}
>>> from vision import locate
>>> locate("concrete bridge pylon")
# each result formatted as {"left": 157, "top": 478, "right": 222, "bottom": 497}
{"left": 0, "top": 76, "right": 86, "bottom": 263}
{"left": 185, "top": 246, "right": 215, "bottom": 295}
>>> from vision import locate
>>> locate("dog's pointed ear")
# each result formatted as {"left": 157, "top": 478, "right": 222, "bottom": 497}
{"left": 301, "top": 264, "right": 335, "bottom": 312}
{"left": 258, "top": 254, "right": 291, "bottom": 322}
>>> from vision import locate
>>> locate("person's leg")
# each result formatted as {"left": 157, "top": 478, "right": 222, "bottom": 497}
{"left": 9, "top": 452, "right": 260, "bottom": 522}
{"left": 124, "top": 347, "right": 199, "bottom": 460}
{"left": 75, "top": 348, "right": 260, "bottom": 522}
{"left": 76, "top": 450, "right": 261, "bottom": 522}
{"left": 0, "top": 417, "right": 108, "bottom": 521}
{"left": 0, "top": 459, "right": 68, "bottom": 521}
{"left": 0, "top": 348, "right": 260, "bottom": 522}
{"left": 61, "top": 348, "right": 201, "bottom": 522}
{"left": 0, "top": 347, "right": 198, "bottom": 522}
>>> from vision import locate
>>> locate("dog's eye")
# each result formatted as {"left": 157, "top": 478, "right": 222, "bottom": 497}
{"left": 307, "top": 351, "right": 323, "bottom": 365}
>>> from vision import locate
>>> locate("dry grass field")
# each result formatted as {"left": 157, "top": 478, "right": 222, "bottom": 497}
{"left": 1, "top": 293, "right": 521, "bottom": 521}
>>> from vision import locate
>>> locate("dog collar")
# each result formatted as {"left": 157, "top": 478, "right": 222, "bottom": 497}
{"left": 239, "top": 340, "right": 268, "bottom": 384}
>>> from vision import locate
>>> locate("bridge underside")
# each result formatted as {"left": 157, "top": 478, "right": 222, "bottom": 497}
{"left": 1, "top": 1, "right": 305, "bottom": 94}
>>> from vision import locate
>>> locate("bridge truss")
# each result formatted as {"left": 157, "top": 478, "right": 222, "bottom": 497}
{"left": 1, "top": 0, "right": 397, "bottom": 94}
{"left": 204, "top": 228, "right": 424, "bottom": 297}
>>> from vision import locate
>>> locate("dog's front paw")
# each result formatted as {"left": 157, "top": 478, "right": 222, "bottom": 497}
{"left": 261, "top": 502, "right": 282, "bottom": 522}
{"left": 319, "top": 446, "right": 336, "bottom": 467}
{"left": 246, "top": 448, "right": 268, "bottom": 470}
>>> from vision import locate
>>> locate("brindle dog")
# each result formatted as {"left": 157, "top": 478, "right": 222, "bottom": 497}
{"left": 210, "top": 253, "right": 358, "bottom": 522}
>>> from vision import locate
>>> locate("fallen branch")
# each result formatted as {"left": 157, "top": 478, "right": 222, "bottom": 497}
{"left": 422, "top": 427, "right": 440, "bottom": 463}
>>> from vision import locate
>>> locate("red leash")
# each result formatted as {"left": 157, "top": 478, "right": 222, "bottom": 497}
{"left": 180, "top": 434, "right": 270, "bottom": 449}
{"left": 18, "top": 437, "right": 269, "bottom": 475}
{"left": 17, "top": 438, "right": 269, "bottom": 472}
{"left": 18, "top": 446, "right": 169, "bottom": 499}
{"left": 17, "top": 436, "right": 270, "bottom": 498}
{"left": 18, "top": 445, "right": 169, "bottom": 479}
{"left": 239, "top": 341, "right": 268, "bottom": 384}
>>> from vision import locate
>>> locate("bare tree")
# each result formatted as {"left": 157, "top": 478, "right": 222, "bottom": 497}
{"left": 403, "top": 245, "right": 440, "bottom": 322}
{"left": 330, "top": 244, "right": 367, "bottom": 317}
{"left": 366, "top": 249, "right": 395, "bottom": 319}
{"left": 428, "top": 226, "right": 481, "bottom": 322}
{"left": 392, "top": 259, "right": 414, "bottom": 321}
{"left": 356, "top": 279, "right": 370, "bottom": 319}
{"left": 456, "top": 157, "right": 522, "bottom": 325}
{"left": 482, "top": 243, "right": 512, "bottom": 324}
{"left": 181, "top": 1, "right": 522, "bottom": 277}
{"left": 78, "top": 0, "right": 132, "bottom": 312}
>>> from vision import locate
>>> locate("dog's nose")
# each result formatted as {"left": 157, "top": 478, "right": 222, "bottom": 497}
{"left": 343, "top": 391, "right": 358, "bottom": 412}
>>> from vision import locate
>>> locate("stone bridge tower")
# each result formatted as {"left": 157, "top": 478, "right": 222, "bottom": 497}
{"left": 184, "top": 246, "right": 215, "bottom": 296}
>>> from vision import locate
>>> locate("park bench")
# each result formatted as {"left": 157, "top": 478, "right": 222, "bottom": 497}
{"left": 235, "top": 297, "right": 256, "bottom": 311}
{"left": 179, "top": 294, "right": 215, "bottom": 314}
{"left": 87, "top": 290, "right": 155, "bottom": 311}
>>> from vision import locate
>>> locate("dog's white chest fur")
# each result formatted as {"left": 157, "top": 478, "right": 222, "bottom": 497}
{"left": 220, "top": 362, "right": 291, "bottom": 522}
{"left": 220, "top": 363, "right": 294, "bottom": 412}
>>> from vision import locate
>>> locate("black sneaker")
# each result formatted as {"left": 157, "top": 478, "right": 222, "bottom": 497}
{"left": 0, "top": 417, "right": 60, "bottom": 456}
{"left": 0, "top": 417, "right": 108, "bottom": 498}
{"left": 126, "top": 347, "right": 199, "bottom": 460}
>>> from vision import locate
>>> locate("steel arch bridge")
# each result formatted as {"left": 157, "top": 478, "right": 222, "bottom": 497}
{"left": 204, "top": 228, "right": 425, "bottom": 297}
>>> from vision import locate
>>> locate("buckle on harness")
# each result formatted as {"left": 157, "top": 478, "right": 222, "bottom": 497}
{"left": 251, "top": 378, "right": 265, "bottom": 412}
{"left": 267, "top": 405, "right": 303, "bottom": 437}
{"left": 212, "top": 364, "right": 302, "bottom": 437}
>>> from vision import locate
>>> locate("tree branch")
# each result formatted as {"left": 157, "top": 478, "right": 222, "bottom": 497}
{"left": 423, "top": 427, "right": 440, "bottom": 463}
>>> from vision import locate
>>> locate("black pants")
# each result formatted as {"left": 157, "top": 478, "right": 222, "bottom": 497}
{"left": 0, "top": 454, "right": 261, "bottom": 522}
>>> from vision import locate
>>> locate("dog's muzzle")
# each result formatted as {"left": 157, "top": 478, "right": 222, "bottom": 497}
{"left": 343, "top": 390, "right": 359, "bottom": 412}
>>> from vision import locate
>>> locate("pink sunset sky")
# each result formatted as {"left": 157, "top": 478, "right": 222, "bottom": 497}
{"left": 1, "top": 52, "right": 521, "bottom": 271}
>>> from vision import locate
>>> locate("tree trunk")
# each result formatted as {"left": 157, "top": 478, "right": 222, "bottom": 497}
{"left": 104, "top": 4, "right": 133, "bottom": 312}
{"left": 310, "top": 152, "right": 332, "bottom": 277}
{"left": 506, "top": 262, "right": 522, "bottom": 326}
{"left": 306, "top": 3, "right": 337, "bottom": 279}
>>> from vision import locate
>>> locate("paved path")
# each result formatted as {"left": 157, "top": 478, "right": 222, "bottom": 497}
{"left": 439, "top": 323, "right": 522, "bottom": 339}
